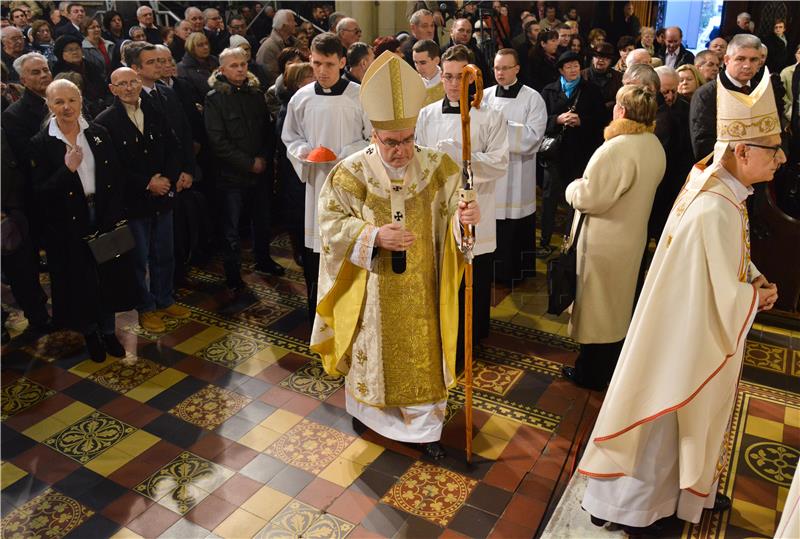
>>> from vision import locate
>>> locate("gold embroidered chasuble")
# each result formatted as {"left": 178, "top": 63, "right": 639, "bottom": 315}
{"left": 310, "top": 144, "right": 464, "bottom": 408}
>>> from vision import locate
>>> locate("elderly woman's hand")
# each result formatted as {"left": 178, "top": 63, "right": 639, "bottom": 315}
{"left": 64, "top": 145, "right": 83, "bottom": 172}
{"left": 458, "top": 200, "right": 480, "bottom": 226}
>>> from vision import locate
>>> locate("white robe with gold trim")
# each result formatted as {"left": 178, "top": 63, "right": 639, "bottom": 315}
{"left": 579, "top": 161, "right": 761, "bottom": 526}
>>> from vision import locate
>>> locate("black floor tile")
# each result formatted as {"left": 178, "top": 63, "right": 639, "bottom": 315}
{"left": 143, "top": 414, "right": 205, "bottom": 448}
{"left": 424, "top": 450, "right": 494, "bottom": 481}
{"left": 137, "top": 342, "right": 187, "bottom": 367}
{"left": 367, "top": 450, "right": 415, "bottom": 478}
{"left": 72, "top": 478, "right": 129, "bottom": 511}
{"left": 1, "top": 425, "right": 37, "bottom": 459}
{"left": 1, "top": 474, "right": 49, "bottom": 510}
{"left": 53, "top": 468, "right": 105, "bottom": 499}
{"left": 361, "top": 503, "right": 409, "bottom": 537}
{"left": 348, "top": 468, "right": 397, "bottom": 499}
{"left": 466, "top": 483, "right": 514, "bottom": 516}
{"left": 393, "top": 514, "right": 443, "bottom": 539}
{"left": 61, "top": 379, "right": 119, "bottom": 408}
{"left": 64, "top": 513, "right": 121, "bottom": 538}
{"left": 448, "top": 505, "right": 498, "bottom": 539}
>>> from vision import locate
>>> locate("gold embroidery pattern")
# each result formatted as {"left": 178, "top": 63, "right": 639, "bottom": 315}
{"left": 718, "top": 114, "right": 779, "bottom": 139}
{"left": 389, "top": 59, "right": 404, "bottom": 119}
{"left": 377, "top": 179, "right": 447, "bottom": 405}
{"left": 332, "top": 167, "right": 367, "bottom": 201}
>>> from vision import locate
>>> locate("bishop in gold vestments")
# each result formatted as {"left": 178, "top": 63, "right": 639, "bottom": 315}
{"left": 310, "top": 52, "right": 480, "bottom": 456}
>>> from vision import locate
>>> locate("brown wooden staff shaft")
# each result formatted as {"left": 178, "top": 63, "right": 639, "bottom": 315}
{"left": 459, "top": 64, "right": 483, "bottom": 464}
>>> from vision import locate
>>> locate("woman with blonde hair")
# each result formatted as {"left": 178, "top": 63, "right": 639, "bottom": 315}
{"left": 176, "top": 32, "right": 219, "bottom": 97}
{"left": 638, "top": 26, "right": 655, "bottom": 56}
{"left": 29, "top": 79, "right": 136, "bottom": 362}
{"left": 561, "top": 84, "right": 666, "bottom": 390}
{"left": 676, "top": 63, "right": 704, "bottom": 101}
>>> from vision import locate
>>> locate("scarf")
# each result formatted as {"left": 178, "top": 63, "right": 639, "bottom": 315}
{"left": 560, "top": 75, "right": 580, "bottom": 98}
{"left": 603, "top": 118, "right": 655, "bottom": 141}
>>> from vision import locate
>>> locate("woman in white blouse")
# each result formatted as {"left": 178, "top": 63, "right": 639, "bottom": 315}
{"left": 30, "top": 79, "right": 136, "bottom": 362}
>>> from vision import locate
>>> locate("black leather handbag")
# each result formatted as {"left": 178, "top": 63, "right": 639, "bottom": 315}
{"left": 538, "top": 88, "right": 582, "bottom": 164}
{"left": 86, "top": 221, "right": 135, "bottom": 265}
{"left": 546, "top": 213, "right": 586, "bottom": 315}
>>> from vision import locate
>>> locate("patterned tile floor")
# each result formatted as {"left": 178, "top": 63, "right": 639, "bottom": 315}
{"left": 1, "top": 234, "right": 797, "bottom": 539}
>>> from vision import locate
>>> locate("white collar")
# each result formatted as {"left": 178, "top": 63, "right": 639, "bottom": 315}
{"left": 723, "top": 69, "right": 750, "bottom": 89}
{"left": 378, "top": 148, "right": 409, "bottom": 178}
{"left": 423, "top": 66, "right": 441, "bottom": 83}
{"left": 715, "top": 162, "right": 754, "bottom": 203}
{"left": 501, "top": 79, "right": 518, "bottom": 90}
{"left": 48, "top": 116, "right": 89, "bottom": 146}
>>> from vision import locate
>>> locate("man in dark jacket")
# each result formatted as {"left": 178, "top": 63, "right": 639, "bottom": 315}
{"left": 443, "top": 17, "right": 494, "bottom": 86}
{"left": 95, "top": 67, "right": 189, "bottom": 334}
{"left": 658, "top": 27, "right": 695, "bottom": 69}
{"left": 205, "top": 47, "right": 284, "bottom": 290}
{"left": 690, "top": 34, "right": 762, "bottom": 159}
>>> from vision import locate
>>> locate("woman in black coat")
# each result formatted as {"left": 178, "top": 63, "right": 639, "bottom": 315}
{"left": 526, "top": 30, "right": 560, "bottom": 92}
{"left": 30, "top": 79, "right": 136, "bottom": 362}
{"left": 177, "top": 32, "right": 219, "bottom": 99}
{"left": 537, "top": 51, "right": 605, "bottom": 256}
{"left": 52, "top": 34, "right": 110, "bottom": 118}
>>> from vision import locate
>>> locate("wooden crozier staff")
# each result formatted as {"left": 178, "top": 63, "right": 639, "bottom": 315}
{"left": 459, "top": 64, "right": 483, "bottom": 464}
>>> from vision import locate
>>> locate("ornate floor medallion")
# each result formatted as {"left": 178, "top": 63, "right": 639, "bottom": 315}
{"left": 1, "top": 489, "right": 93, "bottom": 539}
{"left": 44, "top": 411, "right": 136, "bottom": 463}
{"left": 471, "top": 360, "right": 525, "bottom": 396}
{"left": 1, "top": 377, "right": 56, "bottom": 420}
{"left": 745, "top": 342, "right": 788, "bottom": 374}
{"left": 89, "top": 357, "right": 165, "bottom": 392}
{"left": 236, "top": 301, "right": 292, "bottom": 328}
{"left": 198, "top": 333, "right": 262, "bottom": 368}
{"left": 279, "top": 360, "right": 343, "bottom": 401}
{"left": 134, "top": 451, "right": 233, "bottom": 514}
{"left": 264, "top": 419, "right": 354, "bottom": 474}
{"left": 169, "top": 384, "right": 250, "bottom": 430}
{"left": 381, "top": 461, "right": 478, "bottom": 526}
{"left": 744, "top": 441, "right": 798, "bottom": 487}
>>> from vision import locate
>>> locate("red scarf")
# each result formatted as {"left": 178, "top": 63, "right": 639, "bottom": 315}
{"left": 96, "top": 39, "right": 110, "bottom": 69}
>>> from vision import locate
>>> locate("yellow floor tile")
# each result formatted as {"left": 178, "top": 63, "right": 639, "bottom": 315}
{"left": 150, "top": 368, "right": 188, "bottom": 388}
{"left": 1, "top": 462, "right": 27, "bottom": 489}
{"left": 777, "top": 485, "right": 789, "bottom": 511}
{"left": 125, "top": 380, "right": 168, "bottom": 403}
{"left": 480, "top": 415, "right": 521, "bottom": 441}
{"left": 113, "top": 430, "right": 160, "bottom": 458}
{"left": 173, "top": 327, "right": 227, "bottom": 355}
{"left": 339, "top": 438, "right": 384, "bottom": 466}
{"left": 109, "top": 528, "right": 145, "bottom": 539}
{"left": 213, "top": 508, "right": 268, "bottom": 539}
{"left": 473, "top": 431, "right": 510, "bottom": 461}
{"left": 259, "top": 409, "right": 303, "bottom": 433}
{"left": 730, "top": 499, "right": 777, "bottom": 536}
{"left": 250, "top": 346, "right": 289, "bottom": 365}
{"left": 53, "top": 401, "right": 95, "bottom": 424}
{"left": 233, "top": 356, "right": 273, "bottom": 376}
{"left": 785, "top": 407, "right": 800, "bottom": 429}
{"left": 84, "top": 446, "right": 135, "bottom": 476}
{"left": 22, "top": 417, "right": 66, "bottom": 442}
{"left": 317, "top": 457, "right": 366, "bottom": 488}
{"left": 745, "top": 416, "right": 784, "bottom": 440}
{"left": 237, "top": 425, "right": 282, "bottom": 452}
{"left": 240, "top": 485, "right": 292, "bottom": 521}
{"left": 68, "top": 357, "right": 117, "bottom": 378}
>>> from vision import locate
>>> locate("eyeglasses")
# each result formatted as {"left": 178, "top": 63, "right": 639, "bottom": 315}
{"left": 374, "top": 132, "right": 415, "bottom": 149}
{"left": 442, "top": 73, "right": 464, "bottom": 83}
{"left": 342, "top": 27, "right": 362, "bottom": 34}
{"left": 494, "top": 65, "right": 518, "bottom": 72}
{"left": 744, "top": 143, "right": 784, "bottom": 160}
{"left": 112, "top": 79, "right": 143, "bottom": 89}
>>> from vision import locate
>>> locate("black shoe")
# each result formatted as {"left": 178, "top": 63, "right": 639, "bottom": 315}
{"left": 620, "top": 520, "right": 666, "bottom": 537}
{"left": 226, "top": 277, "right": 247, "bottom": 291}
{"left": 535, "top": 245, "right": 554, "bottom": 259}
{"left": 103, "top": 333, "right": 125, "bottom": 358}
{"left": 27, "top": 317, "right": 53, "bottom": 335}
{"left": 352, "top": 417, "right": 367, "bottom": 435}
{"left": 84, "top": 332, "right": 106, "bottom": 363}
{"left": 561, "top": 366, "right": 607, "bottom": 391}
{"left": 421, "top": 441, "right": 446, "bottom": 460}
{"left": 710, "top": 493, "right": 731, "bottom": 512}
{"left": 254, "top": 258, "right": 286, "bottom": 276}
{"left": 293, "top": 252, "right": 303, "bottom": 267}
{"left": 590, "top": 516, "right": 607, "bottom": 527}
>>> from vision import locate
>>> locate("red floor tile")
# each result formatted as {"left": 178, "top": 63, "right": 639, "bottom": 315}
{"left": 487, "top": 517, "right": 536, "bottom": 539}
{"left": 483, "top": 462, "right": 527, "bottom": 492}
{"left": 328, "top": 490, "right": 379, "bottom": 524}
{"left": 185, "top": 494, "right": 238, "bottom": 531}
{"left": 258, "top": 385, "right": 297, "bottom": 407}
{"left": 282, "top": 392, "right": 322, "bottom": 417}
{"left": 296, "top": 477, "right": 346, "bottom": 510}
{"left": 11, "top": 444, "right": 81, "bottom": 484}
{"left": 214, "top": 474, "right": 263, "bottom": 506}
{"left": 325, "top": 387, "right": 347, "bottom": 409}
{"left": 4, "top": 392, "right": 75, "bottom": 432}
{"left": 101, "top": 491, "right": 154, "bottom": 525}
{"left": 501, "top": 494, "right": 546, "bottom": 529}
{"left": 190, "top": 432, "right": 235, "bottom": 460}
{"left": 126, "top": 502, "right": 181, "bottom": 537}
{"left": 26, "top": 365, "right": 82, "bottom": 391}
{"left": 211, "top": 442, "right": 258, "bottom": 471}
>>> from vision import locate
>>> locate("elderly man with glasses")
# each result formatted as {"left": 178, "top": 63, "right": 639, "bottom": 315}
{"left": 335, "top": 17, "right": 362, "bottom": 50}
{"left": 311, "top": 51, "right": 481, "bottom": 460}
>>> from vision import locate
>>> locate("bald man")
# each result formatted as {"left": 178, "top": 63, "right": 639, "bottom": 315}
{"left": 658, "top": 26, "right": 695, "bottom": 68}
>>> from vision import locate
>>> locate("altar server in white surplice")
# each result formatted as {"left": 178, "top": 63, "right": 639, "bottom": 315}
{"left": 416, "top": 44, "right": 508, "bottom": 354}
{"left": 482, "top": 48, "right": 546, "bottom": 285}
{"left": 578, "top": 70, "right": 784, "bottom": 535}
{"left": 281, "top": 32, "right": 371, "bottom": 321}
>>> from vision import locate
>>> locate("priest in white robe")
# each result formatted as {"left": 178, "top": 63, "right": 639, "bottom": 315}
{"left": 416, "top": 44, "right": 508, "bottom": 356}
{"left": 281, "top": 32, "right": 371, "bottom": 321}
{"left": 578, "top": 70, "right": 785, "bottom": 535}
{"left": 482, "top": 48, "right": 546, "bottom": 285}
{"left": 310, "top": 51, "right": 481, "bottom": 459}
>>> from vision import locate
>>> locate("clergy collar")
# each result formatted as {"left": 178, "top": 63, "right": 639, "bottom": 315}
{"left": 496, "top": 79, "right": 523, "bottom": 98}
{"left": 722, "top": 69, "right": 751, "bottom": 89}
{"left": 315, "top": 77, "right": 349, "bottom": 96}
{"left": 715, "top": 163, "right": 754, "bottom": 203}
{"left": 423, "top": 67, "right": 441, "bottom": 86}
{"left": 442, "top": 98, "right": 460, "bottom": 114}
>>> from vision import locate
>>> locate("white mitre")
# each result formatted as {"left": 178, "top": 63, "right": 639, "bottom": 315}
{"left": 360, "top": 51, "right": 427, "bottom": 131}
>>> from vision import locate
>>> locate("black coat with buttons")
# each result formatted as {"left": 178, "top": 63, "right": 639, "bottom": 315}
{"left": 95, "top": 97, "right": 182, "bottom": 218}
{"left": 29, "top": 122, "right": 136, "bottom": 331}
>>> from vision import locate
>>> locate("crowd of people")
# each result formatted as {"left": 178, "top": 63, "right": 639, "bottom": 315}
{"left": 0, "top": 1, "right": 797, "bottom": 533}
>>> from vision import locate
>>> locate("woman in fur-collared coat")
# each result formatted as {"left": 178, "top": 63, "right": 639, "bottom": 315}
{"left": 562, "top": 85, "right": 666, "bottom": 390}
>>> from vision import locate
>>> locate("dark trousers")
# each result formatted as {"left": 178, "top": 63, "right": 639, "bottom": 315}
{"left": 494, "top": 214, "right": 537, "bottom": 284}
{"left": 1, "top": 211, "right": 49, "bottom": 325}
{"left": 128, "top": 211, "right": 175, "bottom": 313}
{"left": 573, "top": 340, "right": 625, "bottom": 390}
{"left": 302, "top": 248, "right": 320, "bottom": 326}
{"left": 540, "top": 161, "right": 566, "bottom": 248}
{"left": 456, "top": 252, "right": 492, "bottom": 373}
{"left": 220, "top": 183, "right": 271, "bottom": 283}
{"left": 86, "top": 204, "right": 115, "bottom": 335}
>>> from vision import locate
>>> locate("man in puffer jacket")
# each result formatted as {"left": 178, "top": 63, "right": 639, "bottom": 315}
{"left": 204, "top": 47, "right": 284, "bottom": 290}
